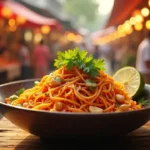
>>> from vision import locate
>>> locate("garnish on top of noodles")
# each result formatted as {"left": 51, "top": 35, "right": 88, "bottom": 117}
{"left": 54, "top": 48, "right": 105, "bottom": 78}
{"left": 5, "top": 48, "right": 144, "bottom": 113}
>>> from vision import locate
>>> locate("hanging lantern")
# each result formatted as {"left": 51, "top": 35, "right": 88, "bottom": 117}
{"left": 146, "top": 20, "right": 150, "bottom": 29}
{"left": 16, "top": 16, "right": 26, "bottom": 24}
{"left": 41, "top": 25, "right": 50, "bottom": 34}
{"left": 1, "top": 7, "right": 12, "bottom": 18}
{"left": 141, "top": 7, "right": 149, "bottom": 17}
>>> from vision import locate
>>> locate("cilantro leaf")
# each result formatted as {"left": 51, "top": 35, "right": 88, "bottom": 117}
{"left": 94, "top": 59, "right": 105, "bottom": 71}
{"left": 16, "top": 88, "right": 25, "bottom": 96}
{"left": 137, "top": 97, "right": 149, "bottom": 106}
{"left": 78, "top": 50, "right": 88, "bottom": 60}
{"left": 54, "top": 47, "right": 105, "bottom": 78}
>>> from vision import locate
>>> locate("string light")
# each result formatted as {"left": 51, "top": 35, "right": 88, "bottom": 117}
{"left": 135, "top": 14, "right": 144, "bottom": 23}
{"left": 148, "top": 0, "right": 150, "bottom": 7}
{"left": 129, "top": 17, "right": 136, "bottom": 25}
{"left": 141, "top": 7, "right": 149, "bottom": 17}
{"left": 146, "top": 20, "right": 150, "bottom": 29}
{"left": 134, "top": 23, "right": 143, "bottom": 31}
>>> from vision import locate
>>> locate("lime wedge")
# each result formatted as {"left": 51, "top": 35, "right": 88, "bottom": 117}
{"left": 113, "top": 67, "right": 144, "bottom": 99}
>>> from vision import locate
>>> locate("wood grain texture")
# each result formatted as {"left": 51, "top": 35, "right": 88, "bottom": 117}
{"left": 1, "top": 117, "right": 150, "bottom": 150}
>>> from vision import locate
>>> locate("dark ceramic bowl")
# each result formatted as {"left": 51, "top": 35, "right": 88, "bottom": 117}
{"left": 0, "top": 79, "right": 150, "bottom": 137}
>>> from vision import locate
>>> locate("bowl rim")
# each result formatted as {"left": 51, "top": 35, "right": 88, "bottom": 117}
{"left": 0, "top": 79, "right": 150, "bottom": 116}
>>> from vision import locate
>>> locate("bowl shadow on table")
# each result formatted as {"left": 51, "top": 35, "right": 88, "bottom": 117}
{"left": 14, "top": 131, "right": 150, "bottom": 150}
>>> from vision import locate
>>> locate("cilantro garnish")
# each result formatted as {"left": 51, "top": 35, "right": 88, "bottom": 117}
{"left": 16, "top": 88, "right": 25, "bottom": 96}
{"left": 54, "top": 48, "right": 105, "bottom": 78}
{"left": 137, "top": 97, "right": 149, "bottom": 106}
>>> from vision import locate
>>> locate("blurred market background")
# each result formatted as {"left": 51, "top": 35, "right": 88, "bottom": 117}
{"left": 0, "top": 0, "right": 150, "bottom": 83}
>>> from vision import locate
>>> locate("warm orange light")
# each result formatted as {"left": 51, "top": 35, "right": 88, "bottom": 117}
{"left": 134, "top": 23, "right": 143, "bottom": 31}
{"left": 24, "top": 31, "right": 32, "bottom": 42}
{"left": 126, "top": 27, "right": 133, "bottom": 34}
{"left": 120, "top": 32, "right": 126, "bottom": 38}
{"left": 67, "top": 33, "right": 75, "bottom": 41}
{"left": 9, "top": 26, "right": 17, "bottom": 32}
{"left": 41, "top": 25, "right": 50, "bottom": 34}
{"left": 135, "top": 15, "right": 143, "bottom": 23}
{"left": 8, "top": 19, "right": 15, "bottom": 26}
{"left": 34, "top": 33, "right": 42, "bottom": 43}
{"left": 146, "top": 20, "right": 150, "bottom": 29}
{"left": 16, "top": 16, "right": 26, "bottom": 24}
{"left": 132, "top": 9, "right": 141, "bottom": 16}
{"left": 1, "top": 7, "right": 12, "bottom": 18}
{"left": 117, "top": 25, "right": 124, "bottom": 33}
{"left": 75, "top": 35, "right": 83, "bottom": 43}
{"left": 141, "top": 7, "right": 149, "bottom": 17}
{"left": 123, "top": 21, "right": 131, "bottom": 31}
{"left": 148, "top": 0, "right": 150, "bottom": 7}
{"left": 129, "top": 17, "right": 136, "bottom": 25}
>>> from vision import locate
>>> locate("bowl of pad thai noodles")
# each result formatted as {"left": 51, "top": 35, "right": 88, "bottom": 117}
{"left": 0, "top": 48, "right": 150, "bottom": 137}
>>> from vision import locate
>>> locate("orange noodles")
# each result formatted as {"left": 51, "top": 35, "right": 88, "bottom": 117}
{"left": 5, "top": 66, "right": 142, "bottom": 113}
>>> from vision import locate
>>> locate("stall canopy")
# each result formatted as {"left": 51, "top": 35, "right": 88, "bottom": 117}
{"left": 106, "top": 0, "right": 143, "bottom": 28}
{"left": 0, "top": 1, "right": 62, "bottom": 29}
{"left": 15, "top": 0, "right": 76, "bottom": 32}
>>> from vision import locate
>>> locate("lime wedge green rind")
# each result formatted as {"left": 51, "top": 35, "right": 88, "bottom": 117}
{"left": 113, "top": 67, "right": 145, "bottom": 99}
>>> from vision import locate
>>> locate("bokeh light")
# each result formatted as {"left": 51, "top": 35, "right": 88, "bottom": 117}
{"left": 1, "top": 7, "right": 12, "bottom": 18}
{"left": 34, "top": 33, "right": 42, "bottom": 43}
{"left": 145, "top": 20, "right": 150, "bottom": 29}
{"left": 24, "top": 31, "right": 32, "bottom": 42}
{"left": 141, "top": 7, "right": 149, "bottom": 17}
{"left": 41, "top": 25, "right": 50, "bottom": 34}
{"left": 135, "top": 14, "right": 144, "bottom": 23}
{"left": 16, "top": 16, "right": 26, "bottom": 24}
{"left": 67, "top": 33, "right": 76, "bottom": 41}
{"left": 75, "top": 35, "right": 83, "bottom": 43}
{"left": 8, "top": 19, "right": 15, "bottom": 27}
{"left": 134, "top": 23, "right": 143, "bottom": 31}
{"left": 129, "top": 17, "right": 136, "bottom": 25}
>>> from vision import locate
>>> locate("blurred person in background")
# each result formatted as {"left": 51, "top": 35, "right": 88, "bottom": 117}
{"left": 123, "top": 44, "right": 136, "bottom": 67}
{"left": 114, "top": 43, "right": 127, "bottom": 71}
{"left": 18, "top": 40, "right": 31, "bottom": 79}
{"left": 100, "top": 44, "right": 113, "bottom": 75}
{"left": 136, "top": 31, "right": 150, "bottom": 84}
{"left": 92, "top": 45, "right": 100, "bottom": 59}
{"left": 33, "top": 39, "right": 51, "bottom": 78}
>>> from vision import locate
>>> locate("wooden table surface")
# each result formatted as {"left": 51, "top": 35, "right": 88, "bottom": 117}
{"left": 1, "top": 117, "right": 150, "bottom": 150}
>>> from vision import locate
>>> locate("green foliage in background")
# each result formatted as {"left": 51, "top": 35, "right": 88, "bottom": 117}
{"left": 63, "top": 0, "right": 99, "bottom": 29}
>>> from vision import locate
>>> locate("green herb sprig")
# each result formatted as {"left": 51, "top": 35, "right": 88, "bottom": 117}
{"left": 54, "top": 48, "right": 105, "bottom": 78}
{"left": 137, "top": 97, "right": 149, "bottom": 106}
